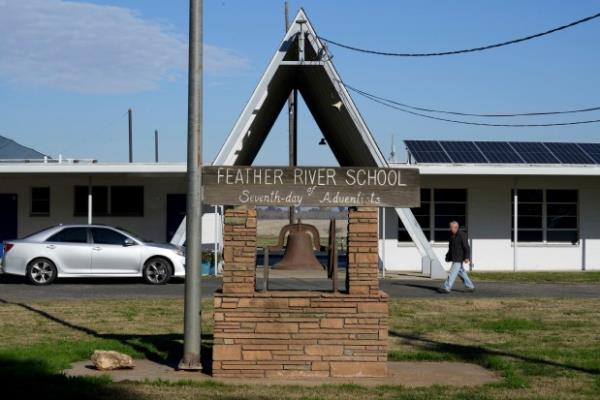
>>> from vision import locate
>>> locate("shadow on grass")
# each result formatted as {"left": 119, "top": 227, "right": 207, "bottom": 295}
{"left": 0, "top": 357, "right": 141, "bottom": 400}
{"left": 0, "top": 298, "right": 214, "bottom": 374}
{"left": 390, "top": 330, "right": 600, "bottom": 375}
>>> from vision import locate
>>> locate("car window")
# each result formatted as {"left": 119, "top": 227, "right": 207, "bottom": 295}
{"left": 47, "top": 228, "right": 88, "bottom": 243}
{"left": 115, "top": 226, "right": 150, "bottom": 242}
{"left": 91, "top": 228, "right": 128, "bottom": 245}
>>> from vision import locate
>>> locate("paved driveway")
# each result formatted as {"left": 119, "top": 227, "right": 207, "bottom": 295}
{"left": 0, "top": 275, "right": 598, "bottom": 301}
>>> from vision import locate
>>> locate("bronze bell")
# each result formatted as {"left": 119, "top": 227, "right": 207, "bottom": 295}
{"left": 274, "top": 222, "right": 323, "bottom": 271}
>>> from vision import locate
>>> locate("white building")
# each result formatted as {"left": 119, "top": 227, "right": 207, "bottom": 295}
{"left": 380, "top": 161, "right": 600, "bottom": 272}
{"left": 2, "top": 157, "right": 598, "bottom": 273}
{"left": 0, "top": 162, "right": 222, "bottom": 251}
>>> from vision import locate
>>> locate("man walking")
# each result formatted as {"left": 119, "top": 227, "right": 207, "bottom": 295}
{"left": 438, "top": 221, "right": 475, "bottom": 293}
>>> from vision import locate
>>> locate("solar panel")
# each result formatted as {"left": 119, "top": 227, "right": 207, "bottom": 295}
{"left": 405, "top": 140, "right": 451, "bottom": 163}
{"left": 405, "top": 139, "right": 600, "bottom": 165}
{"left": 439, "top": 141, "right": 488, "bottom": 163}
{"left": 576, "top": 143, "right": 600, "bottom": 164}
{"left": 544, "top": 142, "right": 594, "bottom": 164}
{"left": 474, "top": 141, "right": 523, "bottom": 163}
{"left": 509, "top": 142, "right": 560, "bottom": 164}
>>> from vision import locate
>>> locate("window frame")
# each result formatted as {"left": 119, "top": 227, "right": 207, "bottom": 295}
{"left": 74, "top": 186, "right": 109, "bottom": 217}
{"left": 30, "top": 187, "right": 50, "bottom": 217}
{"left": 432, "top": 188, "right": 468, "bottom": 243}
{"left": 110, "top": 186, "right": 144, "bottom": 217}
{"left": 73, "top": 185, "right": 143, "bottom": 217}
{"left": 512, "top": 189, "right": 579, "bottom": 244}
{"left": 398, "top": 188, "right": 468, "bottom": 243}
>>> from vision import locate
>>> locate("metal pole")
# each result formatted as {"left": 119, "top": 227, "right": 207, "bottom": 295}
{"left": 213, "top": 205, "right": 218, "bottom": 277}
{"left": 155, "top": 130, "right": 159, "bottom": 163}
{"left": 381, "top": 208, "right": 386, "bottom": 279}
{"left": 179, "top": 0, "right": 203, "bottom": 371}
{"left": 128, "top": 109, "right": 133, "bottom": 163}
{"left": 263, "top": 246, "right": 269, "bottom": 292}
{"left": 331, "top": 218, "right": 338, "bottom": 293}
{"left": 513, "top": 188, "right": 518, "bottom": 272}
{"left": 285, "top": 0, "right": 297, "bottom": 224}
{"left": 87, "top": 177, "right": 93, "bottom": 225}
{"left": 582, "top": 237, "right": 586, "bottom": 271}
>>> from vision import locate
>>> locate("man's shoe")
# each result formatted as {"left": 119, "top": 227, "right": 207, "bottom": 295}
{"left": 464, "top": 287, "right": 475, "bottom": 293}
{"left": 437, "top": 287, "right": 451, "bottom": 294}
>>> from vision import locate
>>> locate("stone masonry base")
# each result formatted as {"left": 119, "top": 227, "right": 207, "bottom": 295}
{"left": 212, "top": 290, "right": 389, "bottom": 378}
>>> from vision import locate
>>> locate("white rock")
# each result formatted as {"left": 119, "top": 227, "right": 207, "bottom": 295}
{"left": 91, "top": 350, "right": 135, "bottom": 371}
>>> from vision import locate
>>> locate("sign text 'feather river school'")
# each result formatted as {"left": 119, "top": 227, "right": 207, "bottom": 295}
{"left": 202, "top": 166, "right": 420, "bottom": 207}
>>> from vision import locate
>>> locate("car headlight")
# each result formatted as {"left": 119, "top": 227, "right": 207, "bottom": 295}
{"left": 175, "top": 249, "right": 185, "bottom": 257}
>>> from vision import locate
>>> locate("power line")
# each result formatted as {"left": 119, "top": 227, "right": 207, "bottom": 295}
{"left": 344, "top": 83, "right": 600, "bottom": 117}
{"left": 345, "top": 85, "right": 600, "bottom": 127}
{"left": 319, "top": 12, "right": 600, "bottom": 57}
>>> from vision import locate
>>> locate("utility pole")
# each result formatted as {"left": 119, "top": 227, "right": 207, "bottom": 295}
{"left": 128, "top": 108, "right": 133, "bottom": 163}
{"left": 285, "top": 0, "right": 298, "bottom": 224}
{"left": 179, "top": 0, "right": 203, "bottom": 371}
{"left": 154, "top": 129, "right": 159, "bottom": 163}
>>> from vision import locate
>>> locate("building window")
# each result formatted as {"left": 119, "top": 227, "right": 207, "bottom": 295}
{"left": 74, "top": 186, "right": 142, "bottom": 217}
{"left": 512, "top": 189, "right": 578, "bottom": 244}
{"left": 111, "top": 186, "right": 144, "bottom": 216}
{"left": 30, "top": 187, "right": 50, "bottom": 216}
{"left": 433, "top": 189, "right": 467, "bottom": 242}
{"left": 398, "top": 188, "right": 467, "bottom": 242}
{"left": 74, "top": 186, "right": 109, "bottom": 216}
{"left": 398, "top": 189, "right": 431, "bottom": 242}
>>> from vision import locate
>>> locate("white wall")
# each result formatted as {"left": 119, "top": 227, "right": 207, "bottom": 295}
{"left": 380, "top": 175, "right": 600, "bottom": 272}
{"left": 3, "top": 171, "right": 599, "bottom": 271}
{"left": 579, "top": 187, "right": 600, "bottom": 271}
{"left": 0, "top": 173, "right": 186, "bottom": 243}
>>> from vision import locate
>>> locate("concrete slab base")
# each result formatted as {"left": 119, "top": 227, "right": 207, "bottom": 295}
{"left": 64, "top": 360, "right": 499, "bottom": 388}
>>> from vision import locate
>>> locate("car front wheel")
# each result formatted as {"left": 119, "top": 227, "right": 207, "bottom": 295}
{"left": 26, "top": 258, "right": 57, "bottom": 285}
{"left": 143, "top": 257, "right": 172, "bottom": 285}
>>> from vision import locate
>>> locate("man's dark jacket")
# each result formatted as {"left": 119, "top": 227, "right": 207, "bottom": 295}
{"left": 446, "top": 230, "right": 471, "bottom": 263}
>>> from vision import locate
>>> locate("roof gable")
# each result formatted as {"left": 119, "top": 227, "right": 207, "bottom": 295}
{"left": 212, "top": 9, "right": 385, "bottom": 167}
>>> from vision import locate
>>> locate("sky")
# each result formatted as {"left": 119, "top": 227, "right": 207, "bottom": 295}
{"left": 0, "top": 0, "right": 599, "bottom": 165}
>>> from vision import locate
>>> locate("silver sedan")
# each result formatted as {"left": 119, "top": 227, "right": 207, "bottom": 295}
{"left": 1, "top": 225, "right": 185, "bottom": 285}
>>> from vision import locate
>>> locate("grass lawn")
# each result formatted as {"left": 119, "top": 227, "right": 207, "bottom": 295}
{"left": 0, "top": 297, "right": 599, "bottom": 399}
{"left": 471, "top": 271, "right": 600, "bottom": 283}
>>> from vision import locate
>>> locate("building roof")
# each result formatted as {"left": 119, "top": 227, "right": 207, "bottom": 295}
{"left": 0, "top": 135, "right": 48, "bottom": 160}
{"left": 0, "top": 162, "right": 186, "bottom": 175}
{"left": 2, "top": 159, "right": 599, "bottom": 178}
{"left": 412, "top": 164, "right": 600, "bottom": 176}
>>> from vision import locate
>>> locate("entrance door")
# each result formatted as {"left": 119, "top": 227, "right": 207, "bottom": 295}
{"left": 0, "top": 194, "right": 18, "bottom": 244}
{"left": 166, "top": 194, "right": 186, "bottom": 242}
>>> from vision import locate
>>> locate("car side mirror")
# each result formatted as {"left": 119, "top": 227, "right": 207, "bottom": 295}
{"left": 123, "top": 238, "right": 136, "bottom": 247}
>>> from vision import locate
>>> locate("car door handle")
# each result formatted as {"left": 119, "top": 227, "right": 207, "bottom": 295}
{"left": 46, "top": 245, "right": 56, "bottom": 250}
{"left": 92, "top": 247, "right": 102, "bottom": 251}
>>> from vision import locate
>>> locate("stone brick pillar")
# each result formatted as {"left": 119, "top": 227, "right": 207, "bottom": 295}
{"left": 222, "top": 207, "right": 257, "bottom": 294}
{"left": 347, "top": 207, "right": 380, "bottom": 296}
{"left": 213, "top": 205, "right": 388, "bottom": 378}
